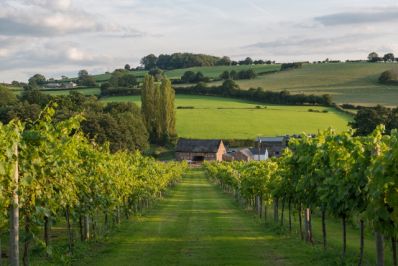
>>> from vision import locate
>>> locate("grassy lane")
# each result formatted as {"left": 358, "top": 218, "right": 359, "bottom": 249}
{"left": 77, "top": 169, "right": 337, "bottom": 266}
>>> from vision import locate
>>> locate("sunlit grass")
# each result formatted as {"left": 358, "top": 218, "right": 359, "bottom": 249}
{"left": 100, "top": 95, "right": 351, "bottom": 139}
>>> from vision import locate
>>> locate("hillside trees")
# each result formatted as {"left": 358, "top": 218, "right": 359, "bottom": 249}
{"left": 28, "top": 74, "right": 46, "bottom": 87}
{"left": 0, "top": 90, "right": 149, "bottom": 152}
{"left": 219, "top": 70, "right": 257, "bottom": 80}
{"left": 109, "top": 69, "right": 138, "bottom": 88}
{"left": 240, "top": 57, "right": 253, "bottom": 65}
{"left": 180, "top": 71, "right": 209, "bottom": 83}
{"left": 141, "top": 54, "right": 158, "bottom": 70}
{"left": 368, "top": 52, "right": 380, "bottom": 62}
{"left": 141, "top": 75, "right": 176, "bottom": 144}
{"left": 281, "top": 63, "right": 303, "bottom": 71}
{"left": 0, "top": 85, "right": 17, "bottom": 106}
{"left": 77, "top": 70, "right": 96, "bottom": 87}
{"left": 350, "top": 105, "right": 398, "bottom": 136}
{"left": 216, "top": 56, "right": 232, "bottom": 66}
{"left": 383, "top": 53, "right": 395, "bottom": 62}
{"left": 142, "top": 53, "right": 235, "bottom": 70}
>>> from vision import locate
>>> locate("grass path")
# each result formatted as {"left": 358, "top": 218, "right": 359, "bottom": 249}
{"left": 77, "top": 170, "right": 352, "bottom": 265}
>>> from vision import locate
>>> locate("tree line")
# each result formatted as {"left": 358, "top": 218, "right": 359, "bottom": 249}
{"left": 28, "top": 70, "right": 97, "bottom": 88}
{"left": 368, "top": 52, "right": 397, "bottom": 63}
{"left": 175, "top": 80, "right": 332, "bottom": 106}
{"left": 219, "top": 69, "right": 257, "bottom": 80}
{"left": 140, "top": 53, "right": 273, "bottom": 70}
{"left": 204, "top": 126, "right": 397, "bottom": 265}
{"left": 0, "top": 107, "right": 187, "bottom": 265}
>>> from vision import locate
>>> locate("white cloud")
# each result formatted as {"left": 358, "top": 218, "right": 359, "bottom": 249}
{"left": 1, "top": 0, "right": 398, "bottom": 82}
{"left": 26, "top": 0, "right": 72, "bottom": 11}
{"left": 0, "top": 48, "right": 10, "bottom": 57}
{"left": 315, "top": 8, "right": 398, "bottom": 26}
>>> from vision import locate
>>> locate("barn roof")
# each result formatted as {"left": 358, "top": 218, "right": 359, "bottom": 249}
{"left": 238, "top": 148, "right": 254, "bottom": 158}
{"left": 256, "top": 136, "right": 286, "bottom": 143}
{"left": 176, "top": 139, "right": 223, "bottom": 153}
{"left": 249, "top": 148, "right": 268, "bottom": 155}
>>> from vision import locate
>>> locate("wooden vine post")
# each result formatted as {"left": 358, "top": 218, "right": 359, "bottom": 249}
{"left": 9, "top": 145, "right": 19, "bottom": 266}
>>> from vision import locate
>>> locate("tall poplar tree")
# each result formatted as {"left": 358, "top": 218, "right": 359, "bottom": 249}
{"left": 160, "top": 78, "right": 176, "bottom": 144}
{"left": 141, "top": 75, "right": 176, "bottom": 144}
{"left": 141, "top": 75, "right": 156, "bottom": 140}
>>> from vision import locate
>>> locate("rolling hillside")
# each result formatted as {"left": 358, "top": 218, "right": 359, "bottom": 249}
{"left": 91, "top": 62, "right": 398, "bottom": 106}
{"left": 230, "top": 62, "right": 398, "bottom": 106}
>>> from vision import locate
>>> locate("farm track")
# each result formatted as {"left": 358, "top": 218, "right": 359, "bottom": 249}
{"left": 77, "top": 169, "right": 307, "bottom": 266}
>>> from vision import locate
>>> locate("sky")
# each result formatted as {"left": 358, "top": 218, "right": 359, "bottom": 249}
{"left": 0, "top": 0, "right": 398, "bottom": 82}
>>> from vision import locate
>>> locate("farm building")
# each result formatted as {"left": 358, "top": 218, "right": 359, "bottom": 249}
{"left": 256, "top": 136, "right": 287, "bottom": 158}
{"left": 64, "top": 82, "right": 77, "bottom": 89}
{"left": 223, "top": 148, "right": 254, "bottom": 162}
{"left": 176, "top": 139, "right": 226, "bottom": 162}
{"left": 249, "top": 148, "right": 269, "bottom": 161}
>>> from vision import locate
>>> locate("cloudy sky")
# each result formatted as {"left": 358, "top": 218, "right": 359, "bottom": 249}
{"left": 1, "top": 0, "right": 398, "bottom": 82}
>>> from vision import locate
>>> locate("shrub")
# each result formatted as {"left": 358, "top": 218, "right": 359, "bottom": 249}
{"left": 379, "top": 69, "right": 398, "bottom": 84}
{"left": 281, "top": 63, "right": 302, "bottom": 71}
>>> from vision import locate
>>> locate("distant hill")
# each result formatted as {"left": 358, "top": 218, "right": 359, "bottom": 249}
{"left": 34, "top": 62, "right": 398, "bottom": 107}
{"left": 223, "top": 62, "right": 398, "bottom": 106}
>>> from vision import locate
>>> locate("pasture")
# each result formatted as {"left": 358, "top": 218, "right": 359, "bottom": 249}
{"left": 224, "top": 62, "right": 398, "bottom": 106}
{"left": 94, "top": 62, "right": 398, "bottom": 106}
{"left": 19, "top": 62, "right": 398, "bottom": 106}
{"left": 101, "top": 95, "right": 351, "bottom": 139}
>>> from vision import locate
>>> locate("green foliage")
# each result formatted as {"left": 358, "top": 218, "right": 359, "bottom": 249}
{"left": 350, "top": 105, "right": 398, "bottom": 136}
{"left": 180, "top": 71, "right": 209, "bottom": 83}
{"left": 28, "top": 74, "right": 46, "bottom": 87}
{"left": 205, "top": 126, "right": 398, "bottom": 264}
{"left": 0, "top": 85, "right": 17, "bottom": 106}
{"left": 77, "top": 70, "right": 97, "bottom": 87}
{"left": 109, "top": 69, "right": 138, "bottom": 88}
{"left": 141, "top": 75, "right": 176, "bottom": 144}
{"left": 280, "top": 63, "right": 303, "bottom": 71}
{"left": 219, "top": 69, "right": 257, "bottom": 80}
{"left": 0, "top": 91, "right": 149, "bottom": 152}
{"left": 368, "top": 52, "right": 380, "bottom": 62}
{"left": 0, "top": 108, "right": 187, "bottom": 262}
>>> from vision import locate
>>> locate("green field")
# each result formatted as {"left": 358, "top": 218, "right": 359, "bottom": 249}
{"left": 165, "top": 64, "right": 280, "bottom": 79}
{"left": 44, "top": 87, "right": 100, "bottom": 96}
{"left": 61, "top": 170, "right": 391, "bottom": 266}
{"left": 91, "top": 64, "right": 279, "bottom": 82}
{"left": 14, "top": 62, "right": 398, "bottom": 106}
{"left": 213, "top": 63, "right": 398, "bottom": 106}
{"left": 93, "top": 62, "right": 398, "bottom": 106}
{"left": 9, "top": 87, "right": 101, "bottom": 96}
{"left": 101, "top": 95, "right": 351, "bottom": 139}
